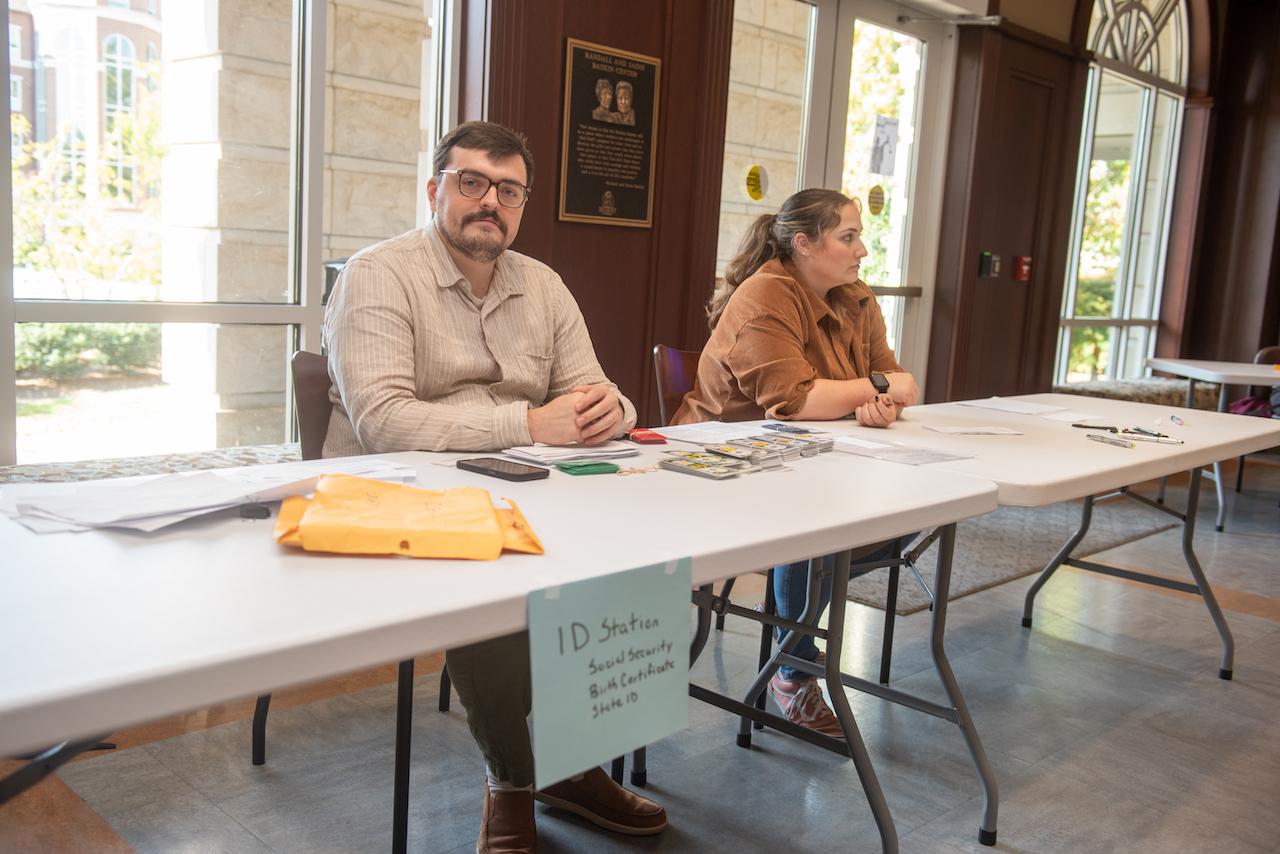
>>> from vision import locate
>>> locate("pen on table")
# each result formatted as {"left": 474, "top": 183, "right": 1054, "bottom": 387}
{"left": 1121, "top": 433, "right": 1184, "bottom": 444}
{"left": 1087, "top": 433, "right": 1135, "bottom": 448}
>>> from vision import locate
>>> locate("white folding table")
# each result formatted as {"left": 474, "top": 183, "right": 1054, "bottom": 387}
{"left": 810, "top": 393, "right": 1280, "bottom": 682}
{"left": 1146, "top": 356, "right": 1280, "bottom": 530}
{"left": 0, "top": 446, "right": 998, "bottom": 854}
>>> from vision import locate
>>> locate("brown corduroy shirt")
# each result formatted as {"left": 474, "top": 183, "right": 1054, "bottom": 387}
{"left": 672, "top": 258, "right": 903, "bottom": 424}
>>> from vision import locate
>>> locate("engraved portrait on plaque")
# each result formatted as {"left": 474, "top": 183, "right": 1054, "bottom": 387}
{"left": 559, "top": 39, "right": 661, "bottom": 228}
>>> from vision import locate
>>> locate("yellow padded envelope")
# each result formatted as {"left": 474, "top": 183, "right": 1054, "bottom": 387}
{"left": 274, "top": 473, "right": 543, "bottom": 559}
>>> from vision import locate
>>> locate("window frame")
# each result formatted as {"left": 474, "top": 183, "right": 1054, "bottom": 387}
{"left": 1055, "top": 0, "right": 1188, "bottom": 385}
{"left": 1, "top": 0, "right": 328, "bottom": 465}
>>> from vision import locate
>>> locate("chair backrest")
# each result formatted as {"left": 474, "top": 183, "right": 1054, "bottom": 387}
{"left": 1250, "top": 345, "right": 1280, "bottom": 397}
{"left": 653, "top": 344, "right": 701, "bottom": 427}
{"left": 291, "top": 350, "right": 333, "bottom": 460}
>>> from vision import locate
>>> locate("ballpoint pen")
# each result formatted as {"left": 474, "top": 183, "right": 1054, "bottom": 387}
{"left": 1087, "top": 433, "right": 1135, "bottom": 448}
{"left": 1120, "top": 433, "right": 1184, "bottom": 444}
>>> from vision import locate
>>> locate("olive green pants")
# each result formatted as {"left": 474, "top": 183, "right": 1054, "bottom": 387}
{"left": 445, "top": 631, "right": 535, "bottom": 787}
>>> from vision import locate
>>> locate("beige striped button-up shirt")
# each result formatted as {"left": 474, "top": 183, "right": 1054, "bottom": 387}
{"left": 322, "top": 223, "right": 636, "bottom": 457}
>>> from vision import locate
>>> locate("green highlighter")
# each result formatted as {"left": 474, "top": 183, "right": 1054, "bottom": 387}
{"left": 554, "top": 461, "right": 620, "bottom": 476}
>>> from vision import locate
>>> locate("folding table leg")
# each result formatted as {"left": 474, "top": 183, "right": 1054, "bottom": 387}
{"left": 1182, "top": 469, "right": 1235, "bottom": 678}
{"left": 926, "top": 525, "right": 999, "bottom": 845}
{"left": 825, "top": 550, "right": 899, "bottom": 854}
{"left": 1021, "top": 496, "right": 1095, "bottom": 628}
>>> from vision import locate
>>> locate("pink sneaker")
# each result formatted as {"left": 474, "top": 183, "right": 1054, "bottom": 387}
{"left": 767, "top": 673, "right": 845, "bottom": 738}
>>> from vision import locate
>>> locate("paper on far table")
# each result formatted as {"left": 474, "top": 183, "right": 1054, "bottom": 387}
{"left": 954, "top": 396, "right": 1067, "bottom": 416}
{"left": 1038, "top": 410, "right": 1098, "bottom": 423}
{"left": 923, "top": 425, "right": 1023, "bottom": 435}
{"left": 832, "top": 436, "right": 975, "bottom": 465}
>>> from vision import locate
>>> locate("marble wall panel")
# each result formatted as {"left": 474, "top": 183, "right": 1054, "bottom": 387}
{"left": 333, "top": 4, "right": 428, "bottom": 88}
{"left": 211, "top": 241, "right": 290, "bottom": 303}
{"left": 216, "top": 157, "right": 291, "bottom": 232}
{"left": 724, "top": 88, "right": 758, "bottom": 149}
{"left": 759, "top": 36, "right": 779, "bottom": 90}
{"left": 755, "top": 98, "right": 803, "bottom": 153}
{"left": 763, "top": 0, "right": 802, "bottom": 35}
{"left": 218, "top": 0, "right": 292, "bottom": 64}
{"left": 329, "top": 169, "right": 418, "bottom": 240}
{"left": 214, "top": 325, "right": 289, "bottom": 396}
{"left": 735, "top": 0, "right": 765, "bottom": 26}
{"left": 774, "top": 40, "right": 807, "bottom": 97}
{"left": 730, "top": 28, "right": 762, "bottom": 87}
{"left": 218, "top": 69, "right": 292, "bottom": 150}
{"left": 331, "top": 88, "right": 420, "bottom": 164}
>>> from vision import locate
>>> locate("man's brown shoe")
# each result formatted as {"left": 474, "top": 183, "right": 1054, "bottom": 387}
{"left": 477, "top": 782, "right": 536, "bottom": 854}
{"left": 533, "top": 766, "right": 667, "bottom": 835}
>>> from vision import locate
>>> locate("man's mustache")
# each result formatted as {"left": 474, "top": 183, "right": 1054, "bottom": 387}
{"left": 462, "top": 210, "right": 507, "bottom": 237}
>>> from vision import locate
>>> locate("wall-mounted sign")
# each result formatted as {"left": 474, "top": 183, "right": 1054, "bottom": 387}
{"left": 559, "top": 39, "right": 661, "bottom": 228}
{"left": 867, "top": 184, "right": 885, "bottom": 216}
{"left": 745, "top": 164, "right": 768, "bottom": 201}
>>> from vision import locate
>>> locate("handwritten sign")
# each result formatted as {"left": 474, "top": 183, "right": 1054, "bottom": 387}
{"left": 527, "top": 558, "right": 691, "bottom": 788}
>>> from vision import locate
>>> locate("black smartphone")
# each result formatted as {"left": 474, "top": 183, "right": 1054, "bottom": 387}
{"left": 455, "top": 457, "right": 551, "bottom": 482}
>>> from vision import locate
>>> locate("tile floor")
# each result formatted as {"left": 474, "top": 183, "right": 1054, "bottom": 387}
{"left": 13, "top": 464, "right": 1280, "bottom": 853}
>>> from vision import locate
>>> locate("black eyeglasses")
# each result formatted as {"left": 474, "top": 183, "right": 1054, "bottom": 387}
{"left": 438, "top": 169, "right": 530, "bottom": 208}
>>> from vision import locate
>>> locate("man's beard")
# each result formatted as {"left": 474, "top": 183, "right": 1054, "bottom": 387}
{"left": 439, "top": 210, "right": 510, "bottom": 263}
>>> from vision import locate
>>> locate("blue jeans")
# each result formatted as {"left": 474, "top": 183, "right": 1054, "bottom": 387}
{"left": 772, "top": 533, "right": 918, "bottom": 681}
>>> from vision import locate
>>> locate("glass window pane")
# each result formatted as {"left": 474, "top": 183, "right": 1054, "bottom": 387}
{"left": 1073, "top": 72, "right": 1141, "bottom": 318}
{"left": 1119, "top": 325, "right": 1152, "bottom": 379}
{"left": 16, "top": 322, "right": 291, "bottom": 464}
{"left": 716, "top": 0, "right": 814, "bottom": 277}
{"left": 327, "top": 1, "right": 431, "bottom": 264}
{"left": 1127, "top": 92, "right": 1179, "bottom": 320}
{"left": 841, "top": 19, "right": 923, "bottom": 352}
{"left": 1064, "top": 325, "right": 1114, "bottom": 383}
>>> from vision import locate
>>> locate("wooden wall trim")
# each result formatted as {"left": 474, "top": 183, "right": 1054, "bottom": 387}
{"left": 1156, "top": 102, "right": 1215, "bottom": 359}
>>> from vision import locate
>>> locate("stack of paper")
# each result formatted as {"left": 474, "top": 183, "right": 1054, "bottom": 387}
{"left": 0, "top": 457, "right": 416, "bottom": 534}
{"left": 503, "top": 441, "right": 639, "bottom": 466}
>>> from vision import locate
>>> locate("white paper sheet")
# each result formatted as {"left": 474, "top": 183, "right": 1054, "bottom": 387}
{"left": 832, "top": 437, "right": 975, "bottom": 465}
{"left": 954, "top": 397, "right": 1067, "bottom": 415}
{"left": 1, "top": 456, "right": 417, "bottom": 534}
{"left": 650, "top": 420, "right": 774, "bottom": 445}
{"left": 923, "top": 425, "right": 1024, "bottom": 435}
{"left": 1038, "top": 411, "right": 1097, "bottom": 422}
{"left": 503, "top": 442, "right": 639, "bottom": 464}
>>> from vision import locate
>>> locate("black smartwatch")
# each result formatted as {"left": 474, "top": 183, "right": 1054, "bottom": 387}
{"left": 870, "top": 372, "right": 890, "bottom": 395}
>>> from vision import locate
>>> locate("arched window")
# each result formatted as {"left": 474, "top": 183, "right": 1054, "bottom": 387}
{"left": 54, "top": 29, "right": 89, "bottom": 194}
{"left": 1056, "top": 0, "right": 1188, "bottom": 384}
{"left": 103, "top": 34, "right": 136, "bottom": 203}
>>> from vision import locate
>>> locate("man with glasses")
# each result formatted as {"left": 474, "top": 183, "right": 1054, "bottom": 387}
{"left": 322, "top": 121, "right": 662, "bottom": 854}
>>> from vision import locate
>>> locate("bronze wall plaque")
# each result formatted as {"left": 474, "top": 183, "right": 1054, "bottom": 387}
{"left": 559, "top": 39, "right": 661, "bottom": 228}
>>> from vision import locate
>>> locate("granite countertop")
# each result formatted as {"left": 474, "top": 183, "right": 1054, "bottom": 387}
{"left": 0, "top": 444, "right": 304, "bottom": 484}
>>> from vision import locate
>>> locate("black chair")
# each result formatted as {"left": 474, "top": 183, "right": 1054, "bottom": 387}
{"left": 251, "top": 351, "right": 451, "bottom": 766}
{"left": 1233, "top": 344, "right": 1280, "bottom": 501}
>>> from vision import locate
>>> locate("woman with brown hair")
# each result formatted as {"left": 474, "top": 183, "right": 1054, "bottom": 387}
{"left": 672, "top": 188, "right": 918, "bottom": 736}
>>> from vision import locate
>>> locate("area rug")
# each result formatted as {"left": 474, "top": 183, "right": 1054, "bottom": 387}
{"left": 847, "top": 498, "right": 1179, "bottom": 615}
